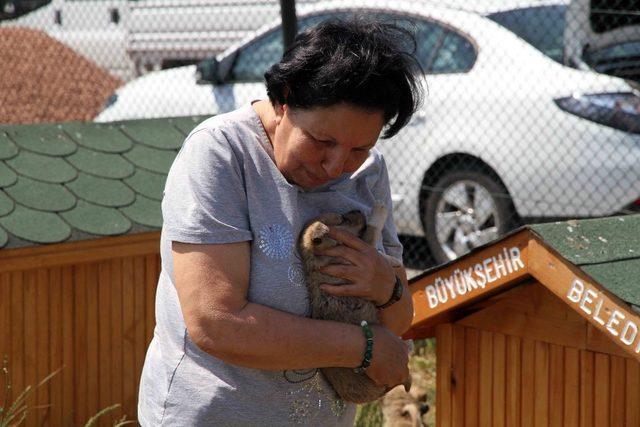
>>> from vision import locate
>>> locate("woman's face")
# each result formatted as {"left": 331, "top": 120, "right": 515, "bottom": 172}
{"left": 272, "top": 103, "right": 385, "bottom": 189}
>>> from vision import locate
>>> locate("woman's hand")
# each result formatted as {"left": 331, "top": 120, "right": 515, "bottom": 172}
{"left": 317, "top": 227, "right": 396, "bottom": 306}
{"left": 365, "top": 325, "right": 410, "bottom": 389}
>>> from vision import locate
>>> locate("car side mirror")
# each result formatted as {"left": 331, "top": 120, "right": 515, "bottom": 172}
{"left": 196, "top": 58, "right": 223, "bottom": 85}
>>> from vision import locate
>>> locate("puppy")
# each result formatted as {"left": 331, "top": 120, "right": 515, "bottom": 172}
{"left": 381, "top": 377, "right": 429, "bottom": 427}
{"left": 298, "top": 203, "right": 407, "bottom": 403}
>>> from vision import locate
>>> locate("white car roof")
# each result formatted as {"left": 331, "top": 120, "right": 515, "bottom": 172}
{"left": 419, "top": 0, "right": 568, "bottom": 15}
{"left": 217, "top": 0, "right": 537, "bottom": 61}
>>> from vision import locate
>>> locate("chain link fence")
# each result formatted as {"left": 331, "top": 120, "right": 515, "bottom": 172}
{"left": 1, "top": 0, "right": 639, "bottom": 271}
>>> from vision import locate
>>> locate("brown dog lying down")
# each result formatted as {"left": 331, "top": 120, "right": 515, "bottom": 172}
{"left": 298, "top": 203, "right": 409, "bottom": 403}
{"left": 381, "top": 371, "right": 430, "bottom": 427}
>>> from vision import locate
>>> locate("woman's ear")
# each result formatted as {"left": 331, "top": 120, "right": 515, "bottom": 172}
{"left": 274, "top": 102, "right": 285, "bottom": 126}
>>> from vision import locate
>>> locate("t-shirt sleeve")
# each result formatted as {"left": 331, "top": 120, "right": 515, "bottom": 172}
{"left": 161, "top": 127, "right": 253, "bottom": 244}
{"left": 372, "top": 154, "right": 404, "bottom": 262}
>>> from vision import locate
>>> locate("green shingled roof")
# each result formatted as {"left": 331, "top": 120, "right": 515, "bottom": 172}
{"left": 529, "top": 215, "right": 640, "bottom": 310}
{"left": 0, "top": 116, "right": 208, "bottom": 248}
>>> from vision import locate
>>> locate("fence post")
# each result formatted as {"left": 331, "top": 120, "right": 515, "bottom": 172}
{"left": 279, "top": 0, "right": 297, "bottom": 50}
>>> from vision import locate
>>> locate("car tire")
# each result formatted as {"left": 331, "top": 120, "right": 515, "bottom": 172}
{"left": 421, "top": 168, "right": 517, "bottom": 265}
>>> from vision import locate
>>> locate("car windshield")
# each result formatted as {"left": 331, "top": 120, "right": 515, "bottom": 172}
{"left": 487, "top": 5, "right": 566, "bottom": 64}
{"left": 584, "top": 41, "right": 640, "bottom": 82}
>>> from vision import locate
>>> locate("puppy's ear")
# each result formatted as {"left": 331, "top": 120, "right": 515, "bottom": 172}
{"left": 310, "top": 223, "right": 330, "bottom": 245}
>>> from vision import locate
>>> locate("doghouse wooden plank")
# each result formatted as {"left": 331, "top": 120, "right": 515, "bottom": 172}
{"left": 145, "top": 254, "right": 158, "bottom": 346}
{"left": 533, "top": 341, "right": 549, "bottom": 427}
{"left": 585, "top": 323, "right": 629, "bottom": 358}
{"left": 492, "top": 333, "right": 506, "bottom": 427}
{"left": 458, "top": 298, "right": 586, "bottom": 351}
{"left": 626, "top": 358, "right": 640, "bottom": 426}
{"left": 98, "top": 261, "right": 113, "bottom": 424}
{"left": 86, "top": 263, "right": 100, "bottom": 420}
{"left": 609, "top": 355, "right": 625, "bottom": 426}
{"left": 49, "top": 267, "right": 63, "bottom": 427}
{"left": 464, "top": 328, "right": 480, "bottom": 427}
{"left": 74, "top": 264, "right": 88, "bottom": 425}
{"left": 10, "top": 271, "right": 23, "bottom": 405}
{"left": 61, "top": 266, "right": 75, "bottom": 426}
{"left": 452, "top": 325, "right": 466, "bottom": 427}
{"left": 110, "top": 258, "right": 124, "bottom": 420}
{"left": 35, "top": 268, "right": 50, "bottom": 426}
{"left": 122, "top": 257, "right": 136, "bottom": 418}
{"left": 593, "top": 353, "right": 610, "bottom": 427}
{"left": 579, "top": 351, "right": 594, "bottom": 427}
{"left": 479, "top": 331, "right": 493, "bottom": 426}
{"left": 134, "top": 257, "right": 146, "bottom": 398}
{"left": 563, "top": 347, "right": 580, "bottom": 427}
{"left": 505, "top": 335, "right": 521, "bottom": 427}
{"left": 23, "top": 270, "right": 37, "bottom": 427}
{"left": 549, "top": 344, "right": 564, "bottom": 427}
{"left": 436, "top": 323, "right": 453, "bottom": 427}
{"left": 521, "top": 338, "right": 535, "bottom": 427}
{"left": 0, "top": 273, "right": 10, "bottom": 402}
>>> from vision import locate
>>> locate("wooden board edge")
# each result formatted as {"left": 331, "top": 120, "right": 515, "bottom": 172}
{"left": 406, "top": 230, "right": 533, "bottom": 339}
{"left": 528, "top": 237, "right": 640, "bottom": 362}
{"left": 0, "top": 232, "right": 161, "bottom": 273}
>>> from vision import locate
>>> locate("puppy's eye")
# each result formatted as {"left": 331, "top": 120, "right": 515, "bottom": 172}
{"left": 312, "top": 237, "right": 323, "bottom": 245}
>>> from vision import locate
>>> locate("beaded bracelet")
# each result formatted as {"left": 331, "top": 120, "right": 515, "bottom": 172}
{"left": 353, "top": 320, "right": 374, "bottom": 374}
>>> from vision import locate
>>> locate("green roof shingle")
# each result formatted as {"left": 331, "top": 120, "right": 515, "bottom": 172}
{"left": 0, "top": 134, "right": 18, "bottom": 160}
{"left": 529, "top": 215, "right": 640, "bottom": 308}
{"left": 7, "top": 124, "right": 78, "bottom": 156}
{"left": 5, "top": 176, "right": 76, "bottom": 212}
{"left": 0, "top": 115, "right": 208, "bottom": 248}
{"left": 7, "top": 151, "right": 77, "bottom": 183}
{"left": 61, "top": 122, "right": 134, "bottom": 153}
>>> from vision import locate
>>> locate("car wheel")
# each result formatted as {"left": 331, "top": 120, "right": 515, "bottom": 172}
{"left": 422, "top": 169, "right": 516, "bottom": 265}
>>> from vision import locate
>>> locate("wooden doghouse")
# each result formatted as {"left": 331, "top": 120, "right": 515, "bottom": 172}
{"left": 0, "top": 117, "right": 206, "bottom": 426}
{"left": 405, "top": 214, "right": 640, "bottom": 427}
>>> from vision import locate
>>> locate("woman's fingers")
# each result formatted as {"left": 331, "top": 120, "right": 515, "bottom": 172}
{"left": 327, "top": 227, "right": 370, "bottom": 251}
{"left": 317, "top": 245, "right": 362, "bottom": 266}
{"left": 319, "top": 263, "right": 357, "bottom": 281}
{"left": 320, "top": 283, "right": 362, "bottom": 297}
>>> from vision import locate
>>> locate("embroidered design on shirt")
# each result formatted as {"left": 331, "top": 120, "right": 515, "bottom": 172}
{"left": 288, "top": 263, "right": 305, "bottom": 287}
{"left": 284, "top": 369, "right": 346, "bottom": 423}
{"left": 257, "top": 224, "right": 293, "bottom": 260}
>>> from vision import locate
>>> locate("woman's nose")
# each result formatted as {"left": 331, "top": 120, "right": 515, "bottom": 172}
{"left": 321, "top": 149, "right": 348, "bottom": 178}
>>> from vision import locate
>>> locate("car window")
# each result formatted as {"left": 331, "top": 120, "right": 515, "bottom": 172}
{"left": 487, "top": 5, "right": 566, "bottom": 64}
{"left": 230, "top": 28, "right": 283, "bottom": 82}
{"left": 590, "top": 0, "right": 640, "bottom": 34}
{"left": 230, "top": 13, "right": 342, "bottom": 83}
{"left": 229, "top": 10, "right": 473, "bottom": 82}
{"left": 370, "top": 13, "right": 445, "bottom": 71}
{"left": 431, "top": 31, "right": 476, "bottom": 73}
{"left": 1, "top": 0, "right": 50, "bottom": 21}
{"left": 584, "top": 41, "right": 640, "bottom": 81}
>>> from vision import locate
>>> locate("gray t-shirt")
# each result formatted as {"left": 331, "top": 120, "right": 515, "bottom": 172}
{"left": 138, "top": 104, "right": 403, "bottom": 426}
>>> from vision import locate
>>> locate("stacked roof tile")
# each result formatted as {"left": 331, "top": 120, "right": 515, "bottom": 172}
{"left": 0, "top": 117, "right": 208, "bottom": 249}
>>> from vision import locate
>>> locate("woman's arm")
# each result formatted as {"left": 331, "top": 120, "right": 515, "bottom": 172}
{"left": 172, "top": 240, "right": 409, "bottom": 385}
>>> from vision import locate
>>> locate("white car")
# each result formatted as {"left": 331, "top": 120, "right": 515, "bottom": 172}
{"left": 96, "top": 0, "right": 640, "bottom": 264}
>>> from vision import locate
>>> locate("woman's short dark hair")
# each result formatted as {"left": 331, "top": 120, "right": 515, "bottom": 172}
{"left": 265, "top": 17, "right": 424, "bottom": 139}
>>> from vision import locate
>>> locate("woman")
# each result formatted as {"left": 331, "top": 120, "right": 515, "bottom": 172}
{"left": 138, "top": 18, "right": 424, "bottom": 426}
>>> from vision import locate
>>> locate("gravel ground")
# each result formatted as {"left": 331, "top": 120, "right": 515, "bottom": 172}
{"left": 0, "top": 27, "right": 123, "bottom": 124}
